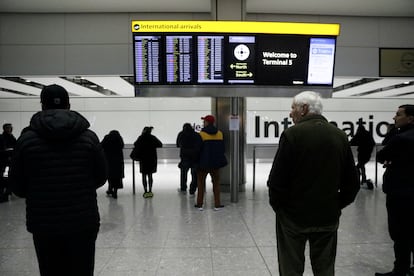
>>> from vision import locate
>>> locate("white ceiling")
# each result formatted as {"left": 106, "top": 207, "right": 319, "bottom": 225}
{"left": 1, "top": 0, "right": 414, "bottom": 17}
{"left": 246, "top": 0, "right": 414, "bottom": 17}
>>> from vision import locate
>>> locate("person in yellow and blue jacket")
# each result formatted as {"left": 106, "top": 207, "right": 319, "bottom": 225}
{"left": 195, "top": 115, "right": 227, "bottom": 211}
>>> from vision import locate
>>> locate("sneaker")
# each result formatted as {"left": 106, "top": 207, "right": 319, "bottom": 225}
{"left": 214, "top": 205, "right": 224, "bottom": 211}
{"left": 148, "top": 192, "right": 153, "bottom": 198}
{"left": 143, "top": 192, "right": 149, "bottom": 198}
{"left": 194, "top": 204, "right": 203, "bottom": 211}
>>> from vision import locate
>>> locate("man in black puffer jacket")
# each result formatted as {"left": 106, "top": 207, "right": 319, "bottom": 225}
{"left": 9, "top": 84, "right": 108, "bottom": 276}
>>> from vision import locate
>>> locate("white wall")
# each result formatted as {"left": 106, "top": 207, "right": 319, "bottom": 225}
{"left": 0, "top": 97, "right": 211, "bottom": 144}
{"left": 1, "top": 13, "right": 414, "bottom": 77}
{"left": 1, "top": 96, "right": 407, "bottom": 144}
{"left": 247, "top": 97, "right": 406, "bottom": 144}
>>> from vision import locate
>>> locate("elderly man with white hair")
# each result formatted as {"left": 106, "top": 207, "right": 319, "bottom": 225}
{"left": 267, "top": 91, "right": 360, "bottom": 276}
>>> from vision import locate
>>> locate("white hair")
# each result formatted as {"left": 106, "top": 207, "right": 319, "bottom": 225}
{"left": 293, "top": 91, "right": 323, "bottom": 115}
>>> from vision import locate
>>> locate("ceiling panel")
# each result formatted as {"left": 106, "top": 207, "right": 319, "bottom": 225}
{"left": 1, "top": 0, "right": 414, "bottom": 16}
{"left": 332, "top": 77, "right": 360, "bottom": 89}
{"left": 85, "top": 76, "right": 134, "bottom": 97}
{"left": 24, "top": 77, "right": 106, "bottom": 97}
{"left": 332, "top": 78, "right": 412, "bottom": 97}
{"left": 0, "top": 0, "right": 210, "bottom": 13}
{"left": 363, "top": 84, "right": 414, "bottom": 98}
{"left": 246, "top": 0, "right": 414, "bottom": 17}
{"left": 2, "top": 75, "right": 414, "bottom": 98}
{"left": 0, "top": 78, "right": 41, "bottom": 96}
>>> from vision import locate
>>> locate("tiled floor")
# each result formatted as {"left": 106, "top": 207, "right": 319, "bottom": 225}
{"left": 0, "top": 161, "right": 394, "bottom": 275}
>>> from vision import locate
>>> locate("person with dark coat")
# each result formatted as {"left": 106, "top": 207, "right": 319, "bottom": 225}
{"left": 375, "top": 104, "right": 414, "bottom": 276}
{"left": 101, "top": 130, "right": 125, "bottom": 199}
{"left": 132, "top": 126, "right": 162, "bottom": 198}
{"left": 8, "top": 84, "right": 108, "bottom": 276}
{"left": 350, "top": 125, "right": 376, "bottom": 189}
{"left": 382, "top": 123, "right": 398, "bottom": 146}
{"left": 267, "top": 91, "right": 359, "bottom": 276}
{"left": 195, "top": 115, "right": 227, "bottom": 211}
{"left": 0, "top": 123, "right": 16, "bottom": 202}
{"left": 176, "top": 123, "right": 201, "bottom": 194}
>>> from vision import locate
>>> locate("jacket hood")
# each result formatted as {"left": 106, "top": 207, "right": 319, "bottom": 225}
{"left": 29, "top": 109, "right": 90, "bottom": 141}
{"left": 202, "top": 124, "right": 218, "bottom": 135}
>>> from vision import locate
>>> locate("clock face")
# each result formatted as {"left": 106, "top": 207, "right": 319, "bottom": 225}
{"left": 234, "top": 44, "right": 250, "bottom": 61}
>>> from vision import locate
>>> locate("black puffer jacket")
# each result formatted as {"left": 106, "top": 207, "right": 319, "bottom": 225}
{"left": 9, "top": 109, "right": 108, "bottom": 234}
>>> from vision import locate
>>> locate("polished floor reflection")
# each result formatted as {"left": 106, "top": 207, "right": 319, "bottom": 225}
{"left": 0, "top": 161, "right": 392, "bottom": 275}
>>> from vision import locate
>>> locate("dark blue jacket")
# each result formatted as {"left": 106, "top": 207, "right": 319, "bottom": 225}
{"left": 197, "top": 125, "right": 227, "bottom": 169}
{"left": 9, "top": 109, "right": 107, "bottom": 234}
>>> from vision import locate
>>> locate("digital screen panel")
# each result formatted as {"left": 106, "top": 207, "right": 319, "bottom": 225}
{"left": 197, "top": 36, "right": 224, "bottom": 84}
{"left": 226, "top": 36, "right": 255, "bottom": 84}
{"left": 132, "top": 33, "right": 336, "bottom": 86}
{"left": 165, "top": 35, "right": 193, "bottom": 83}
{"left": 134, "top": 36, "right": 161, "bottom": 83}
{"left": 307, "top": 38, "right": 336, "bottom": 85}
{"left": 255, "top": 35, "right": 309, "bottom": 85}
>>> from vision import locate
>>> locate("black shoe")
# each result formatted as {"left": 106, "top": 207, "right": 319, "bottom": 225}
{"left": 0, "top": 194, "right": 8, "bottom": 203}
{"left": 366, "top": 180, "right": 374, "bottom": 190}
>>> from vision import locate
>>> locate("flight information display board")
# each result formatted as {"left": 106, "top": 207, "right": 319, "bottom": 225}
{"left": 197, "top": 35, "right": 224, "bottom": 84}
{"left": 165, "top": 35, "right": 193, "bottom": 83}
{"left": 134, "top": 35, "right": 161, "bottom": 83}
{"left": 132, "top": 21, "right": 340, "bottom": 87}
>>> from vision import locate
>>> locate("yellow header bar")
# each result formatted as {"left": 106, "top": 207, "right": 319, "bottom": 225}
{"left": 131, "top": 20, "right": 340, "bottom": 36}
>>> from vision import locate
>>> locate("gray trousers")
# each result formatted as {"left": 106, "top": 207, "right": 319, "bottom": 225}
{"left": 276, "top": 212, "right": 339, "bottom": 276}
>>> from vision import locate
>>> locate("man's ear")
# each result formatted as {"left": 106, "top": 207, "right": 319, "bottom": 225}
{"left": 301, "top": 104, "right": 309, "bottom": 115}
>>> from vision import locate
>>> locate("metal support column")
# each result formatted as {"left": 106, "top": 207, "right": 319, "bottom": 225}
{"left": 230, "top": 97, "right": 240, "bottom": 202}
{"left": 132, "top": 160, "right": 136, "bottom": 195}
